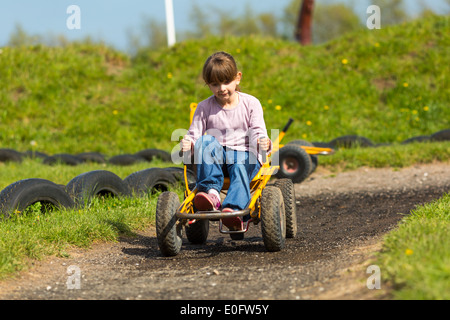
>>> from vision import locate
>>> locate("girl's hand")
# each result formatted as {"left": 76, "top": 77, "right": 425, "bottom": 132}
{"left": 181, "top": 136, "right": 193, "bottom": 152}
{"left": 258, "top": 137, "right": 270, "bottom": 152}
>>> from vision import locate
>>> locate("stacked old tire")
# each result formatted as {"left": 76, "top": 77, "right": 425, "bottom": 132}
{"left": 0, "top": 167, "right": 195, "bottom": 219}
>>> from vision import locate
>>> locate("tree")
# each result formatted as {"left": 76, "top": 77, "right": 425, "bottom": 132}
{"left": 295, "top": 0, "right": 315, "bottom": 45}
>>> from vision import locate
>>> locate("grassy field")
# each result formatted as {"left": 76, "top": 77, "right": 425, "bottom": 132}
{"left": 0, "top": 15, "right": 449, "bottom": 297}
{"left": 0, "top": 15, "right": 448, "bottom": 155}
{"left": 377, "top": 193, "right": 450, "bottom": 300}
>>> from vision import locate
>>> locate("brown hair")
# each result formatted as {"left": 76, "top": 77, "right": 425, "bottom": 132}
{"left": 202, "top": 51, "right": 240, "bottom": 90}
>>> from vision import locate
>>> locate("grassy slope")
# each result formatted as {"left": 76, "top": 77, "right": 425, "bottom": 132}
{"left": 0, "top": 15, "right": 448, "bottom": 156}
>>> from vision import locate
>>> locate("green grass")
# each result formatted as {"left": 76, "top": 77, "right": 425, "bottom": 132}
{"left": 0, "top": 15, "right": 448, "bottom": 156}
{"left": 376, "top": 194, "right": 450, "bottom": 300}
{"left": 0, "top": 195, "right": 160, "bottom": 279}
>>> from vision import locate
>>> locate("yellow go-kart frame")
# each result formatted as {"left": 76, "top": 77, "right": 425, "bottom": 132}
{"left": 155, "top": 104, "right": 334, "bottom": 256}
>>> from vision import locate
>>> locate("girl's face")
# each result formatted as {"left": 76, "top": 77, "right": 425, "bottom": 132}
{"left": 208, "top": 72, "right": 241, "bottom": 104}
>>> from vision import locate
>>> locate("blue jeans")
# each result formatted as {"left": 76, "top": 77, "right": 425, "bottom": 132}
{"left": 194, "top": 135, "right": 261, "bottom": 211}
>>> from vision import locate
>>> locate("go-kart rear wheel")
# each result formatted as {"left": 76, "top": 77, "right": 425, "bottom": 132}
{"left": 260, "top": 186, "right": 286, "bottom": 252}
{"left": 274, "top": 178, "right": 297, "bottom": 238}
{"left": 155, "top": 191, "right": 182, "bottom": 256}
{"left": 185, "top": 219, "right": 209, "bottom": 244}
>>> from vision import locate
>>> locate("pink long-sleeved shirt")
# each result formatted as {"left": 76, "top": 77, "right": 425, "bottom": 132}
{"left": 186, "top": 92, "right": 271, "bottom": 164}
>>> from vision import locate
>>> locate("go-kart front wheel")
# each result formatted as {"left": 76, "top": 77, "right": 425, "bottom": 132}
{"left": 260, "top": 186, "right": 286, "bottom": 252}
{"left": 155, "top": 191, "right": 182, "bottom": 256}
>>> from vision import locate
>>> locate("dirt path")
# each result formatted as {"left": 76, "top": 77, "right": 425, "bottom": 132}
{"left": 0, "top": 162, "right": 448, "bottom": 301}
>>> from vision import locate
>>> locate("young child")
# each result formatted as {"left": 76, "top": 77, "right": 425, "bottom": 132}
{"left": 181, "top": 51, "right": 271, "bottom": 231}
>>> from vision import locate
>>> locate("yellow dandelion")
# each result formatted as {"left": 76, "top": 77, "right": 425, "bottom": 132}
{"left": 403, "top": 82, "right": 409, "bottom": 87}
{"left": 236, "top": 48, "right": 241, "bottom": 53}
{"left": 112, "top": 110, "right": 119, "bottom": 115}
{"left": 405, "top": 249, "right": 413, "bottom": 256}
{"left": 302, "top": 134, "right": 307, "bottom": 139}
{"left": 268, "top": 99, "right": 273, "bottom": 104}
{"left": 275, "top": 105, "right": 282, "bottom": 111}
{"left": 341, "top": 58, "right": 348, "bottom": 65}
{"left": 374, "top": 42, "right": 380, "bottom": 47}
{"left": 167, "top": 72, "right": 173, "bottom": 79}
{"left": 423, "top": 106, "right": 429, "bottom": 111}
{"left": 324, "top": 105, "right": 329, "bottom": 111}
{"left": 306, "top": 121, "right": 312, "bottom": 126}
{"left": 412, "top": 110, "right": 418, "bottom": 115}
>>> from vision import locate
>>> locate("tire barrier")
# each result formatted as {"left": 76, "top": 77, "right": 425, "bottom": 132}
{"left": 0, "top": 148, "right": 172, "bottom": 166}
{"left": 0, "top": 167, "right": 187, "bottom": 218}
{"left": 1, "top": 129, "right": 449, "bottom": 217}
{"left": 0, "top": 179, "right": 75, "bottom": 218}
{"left": 1, "top": 128, "right": 449, "bottom": 166}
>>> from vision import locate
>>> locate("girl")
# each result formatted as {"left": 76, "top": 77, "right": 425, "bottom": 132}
{"left": 181, "top": 51, "right": 271, "bottom": 231}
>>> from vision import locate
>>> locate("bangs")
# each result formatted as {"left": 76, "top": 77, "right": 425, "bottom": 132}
{"left": 203, "top": 52, "right": 238, "bottom": 85}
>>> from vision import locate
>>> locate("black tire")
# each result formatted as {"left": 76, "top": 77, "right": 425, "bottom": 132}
{"left": 401, "top": 135, "right": 430, "bottom": 144}
{"left": 156, "top": 191, "right": 182, "bottom": 256}
{"left": 0, "top": 149, "right": 23, "bottom": 163}
{"left": 230, "top": 232, "right": 245, "bottom": 241}
{"left": 273, "top": 144, "right": 312, "bottom": 183}
{"left": 329, "top": 135, "right": 374, "bottom": 149}
{"left": 274, "top": 178, "right": 297, "bottom": 238}
{"left": 163, "top": 167, "right": 196, "bottom": 185}
{"left": 431, "top": 129, "right": 450, "bottom": 142}
{"left": 287, "top": 139, "right": 318, "bottom": 174}
{"left": 135, "top": 149, "right": 172, "bottom": 162}
{"left": 24, "top": 150, "right": 48, "bottom": 160}
{"left": 43, "top": 153, "right": 83, "bottom": 166}
{"left": 108, "top": 154, "right": 145, "bottom": 166}
{"left": 312, "top": 141, "right": 334, "bottom": 149}
{"left": 185, "top": 220, "right": 209, "bottom": 244}
{"left": 260, "top": 186, "right": 286, "bottom": 252}
{"left": 0, "top": 178, "right": 75, "bottom": 218}
{"left": 124, "top": 168, "right": 177, "bottom": 196}
{"left": 66, "top": 170, "right": 131, "bottom": 206}
{"left": 76, "top": 152, "right": 106, "bottom": 164}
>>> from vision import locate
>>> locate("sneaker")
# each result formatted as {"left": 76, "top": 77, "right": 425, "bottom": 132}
{"left": 194, "top": 192, "right": 221, "bottom": 211}
{"left": 222, "top": 208, "right": 243, "bottom": 231}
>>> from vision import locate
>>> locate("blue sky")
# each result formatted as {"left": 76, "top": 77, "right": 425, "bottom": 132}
{"left": 1, "top": 0, "right": 448, "bottom": 51}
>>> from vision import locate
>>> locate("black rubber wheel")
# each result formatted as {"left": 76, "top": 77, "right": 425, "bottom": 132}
{"left": 43, "top": 153, "right": 83, "bottom": 166}
{"left": 273, "top": 144, "right": 312, "bottom": 184}
{"left": 66, "top": 170, "right": 131, "bottom": 206}
{"left": 124, "top": 168, "right": 177, "bottom": 196}
{"left": 431, "top": 129, "right": 450, "bottom": 142}
{"left": 185, "top": 220, "right": 209, "bottom": 244}
{"left": 260, "top": 186, "right": 286, "bottom": 252}
{"left": 24, "top": 150, "right": 48, "bottom": 160}
{"left": 108, "top": 154, "right": 145, "bottom": 166}
{"left": 329, "top": 135, "right": 374, "bottom": 149}
{"left": 163, "top": 167, "right": 196, "bottom": 185}
{"left": 401, "top": 135, "right": 430, "bottom": 144}
{"left": 274, "top": 178, "right": 297, "bottom": 238}
{"left": 0, "top": 178, "right": 75, "bottom": 218}
{"left": 156, "top": 191, "right": 182, "bottom": 256}
{"left": 135, "top": 149, "right": 172, "bottom": 162}
{"left": 0, "top": 149, "right": 23, "bottom": 163}
{"left": 287, "top": 139, "right": 318, "bottom": 174}
{"left": 230, "top": 232, "right": 245, "bottom": 241}
{"left": 76, "top": 152, "right": 106, "bottom": 164}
